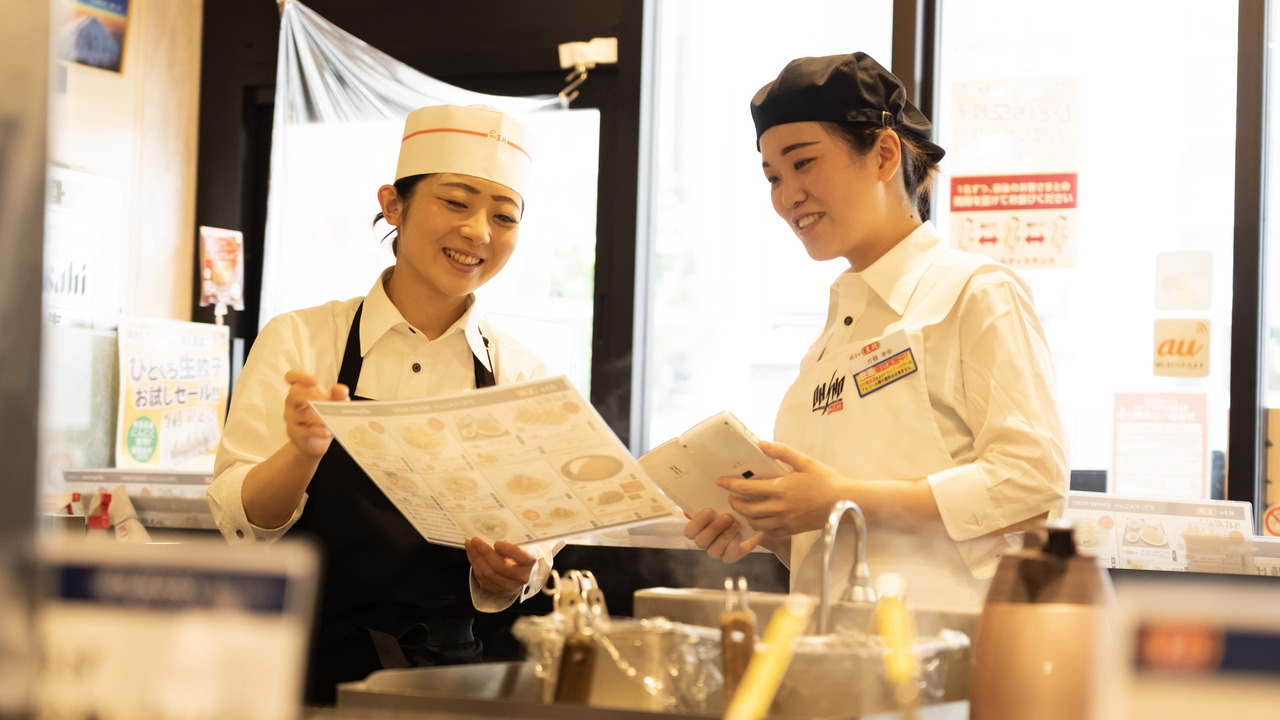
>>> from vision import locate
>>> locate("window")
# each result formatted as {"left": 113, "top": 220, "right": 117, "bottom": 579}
{"left": 937, "top": 0, "right": 1238, "bottom": 500}
{"left": 643, "top": 0, "right": 893, "bottom": 448}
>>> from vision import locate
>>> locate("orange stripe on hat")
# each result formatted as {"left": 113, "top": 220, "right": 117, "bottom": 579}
{"left": 402, "top": 127, "right": 532, "bottom": 162}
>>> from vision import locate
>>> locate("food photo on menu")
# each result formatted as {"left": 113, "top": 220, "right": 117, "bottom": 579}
{"left": 1172, "top": 517, "right": 1247, "bottom": 550}
{"left": 1065, "top": 511, "right": 1176, "bottom": 570}
{"left": 1122, "top": 516, "right": 1169, "bottom": 548}
{"left": 1071, "top": 513, "right": 1116, "bottom": 554}
{"left": 308, "top": 376, "right": 675, "bottom": 548}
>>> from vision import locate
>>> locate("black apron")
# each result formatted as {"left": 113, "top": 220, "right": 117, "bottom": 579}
{"left": 297, "top": 302, "right": 496, "bottom": 705}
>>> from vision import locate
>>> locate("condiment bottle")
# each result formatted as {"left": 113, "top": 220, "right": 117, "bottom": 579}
{"left": 723, "top": 594, "right": 815, "bottom": 720}
{"left": 553, "top": 602, "right": 596, "bottom": 705}
{"left": 874, "top": 573, "right": 918, "bottom": 718}
{"left": 970, "top": 520, "right": 1114, "bottom": 720}
{"left": 720, "top": 576, "right": 756, "bottom": 706}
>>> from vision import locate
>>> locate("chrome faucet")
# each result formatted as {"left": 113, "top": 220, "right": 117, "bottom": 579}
{"left": 818, "top": 499, "right": 876, "bottom": 634}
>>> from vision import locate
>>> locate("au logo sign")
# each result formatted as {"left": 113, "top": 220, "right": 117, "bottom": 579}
{"left": 1153, "top": 319, "right": 1209, "bottom": 378}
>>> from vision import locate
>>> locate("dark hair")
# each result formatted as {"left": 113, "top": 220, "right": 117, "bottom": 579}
{"left": 372, "top": 174, "right": 432, "bottom": 256}
{"left": 820, "top": 121, "right": 939, "bottom": 222}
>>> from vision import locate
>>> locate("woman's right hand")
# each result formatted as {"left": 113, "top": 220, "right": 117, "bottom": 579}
{"left": 683, "top": 507, "right": 763, "bottom": 564}
{"left": 282, "top": 369, "right": 350, "bottom": 457}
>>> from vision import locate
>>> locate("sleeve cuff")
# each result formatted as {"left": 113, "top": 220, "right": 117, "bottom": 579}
{"left": 927, "top": 463, "right": 999, "bottom": 541}
{"left": 954, "top": 534, "right": 1018, "bottom": 579}
{"left": 206, "top": 464, "right": 306, "bottom": 544}
{"left": 471, "top": 539, "right": 564, "bottom": 612}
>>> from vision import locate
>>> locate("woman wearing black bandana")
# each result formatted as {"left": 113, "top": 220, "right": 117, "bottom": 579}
{"left": 683, "top": 53, "right": 1068, "bottom": 611}
{"left": 208, "top": 104, "right": 559, "bottom": 705}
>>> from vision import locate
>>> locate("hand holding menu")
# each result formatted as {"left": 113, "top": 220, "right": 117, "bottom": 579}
{"left": 638, "top": 411, "right": 789, "bottom": 532}
{"left": 309, "top": 376, "right": 674, "bottom": 548}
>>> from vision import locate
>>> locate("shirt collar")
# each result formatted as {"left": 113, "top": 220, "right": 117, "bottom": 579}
{"left": 360, "top": 267, "right": 491, "bottom": 372}
{"left": 854, "top": 221, "right": 948, "bottom": 315}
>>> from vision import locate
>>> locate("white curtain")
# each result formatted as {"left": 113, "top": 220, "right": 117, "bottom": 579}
{"left": 263, "top": 2, "right": 599, "bottom": 388}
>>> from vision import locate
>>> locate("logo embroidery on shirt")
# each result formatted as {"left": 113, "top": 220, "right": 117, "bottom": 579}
{"left": 811, "top": 369, "right": 845, "bottom": 415}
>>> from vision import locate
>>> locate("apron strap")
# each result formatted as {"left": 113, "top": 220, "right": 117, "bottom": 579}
{"left": 337, "top": 302, "right": 365, "bottom": 391}
{"left": 473, "top": 330, "right": 495, "bottom": 389}
{"left": 365, "top": 628, "right": 412, "bottom": 670}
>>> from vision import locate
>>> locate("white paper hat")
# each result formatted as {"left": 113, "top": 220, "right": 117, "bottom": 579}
{"left": 394, "top": 104, "right": 535, "bottom": 201}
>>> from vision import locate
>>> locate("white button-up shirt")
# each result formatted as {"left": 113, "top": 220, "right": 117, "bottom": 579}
{"left": 208, "top": 268, "right": 557, "bottom": 609}
{"left": 781, "top": 223, "right": 1068, "bottom": 593}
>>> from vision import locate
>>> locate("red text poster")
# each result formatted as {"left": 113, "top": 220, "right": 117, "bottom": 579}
{"left": 948, "top": 76, "right": 1079, "bottom": 269}
{"left": 951, "top": 172, "right": 1077, "bottom": 268}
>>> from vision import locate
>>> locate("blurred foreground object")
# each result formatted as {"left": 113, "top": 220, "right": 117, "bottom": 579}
{"left": 1099, "top": 572, "right": 1280, "bottom": 720}
{"left": 722, "top": 593, "right": 814, "bottom": 720}
{"left": 34, "top": 538, "right": 318, "bottom": 720}
{"left": 970, "top": 521, "right": 1113, "bottom": 720}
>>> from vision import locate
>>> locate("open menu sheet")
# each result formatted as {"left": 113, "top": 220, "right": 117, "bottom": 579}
{"left": 309, "top": 376, "right": 674, "bottom": 548}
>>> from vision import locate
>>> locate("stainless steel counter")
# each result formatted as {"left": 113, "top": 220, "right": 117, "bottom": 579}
{"left": 330, "top": 661, "right": 969, "bottom": 720}
{"left": 319, "top": 702, "right": 969, "bottom": 719}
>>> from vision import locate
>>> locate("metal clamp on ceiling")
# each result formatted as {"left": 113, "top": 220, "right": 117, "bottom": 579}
{"left": 557, "top": 37, "right": 618, "bottom": 107}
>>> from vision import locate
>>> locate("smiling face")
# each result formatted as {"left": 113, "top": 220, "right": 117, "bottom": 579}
{"left": 760, "top": 121, "right": 903, "bottom": 270}
{"left": 379, "top": 172, "right": 523, "bottom": 306}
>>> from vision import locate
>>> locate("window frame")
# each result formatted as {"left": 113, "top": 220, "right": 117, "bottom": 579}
{"left": 1228, "top": 0, "right": 1268, "bottom": 533}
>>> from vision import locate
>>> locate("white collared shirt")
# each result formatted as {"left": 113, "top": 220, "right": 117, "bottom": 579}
{"left": 796, "top": 222, "right": 1068, "bottom": 561}
{"left": 208, "top": 267, "right": 555, "bottom": 608}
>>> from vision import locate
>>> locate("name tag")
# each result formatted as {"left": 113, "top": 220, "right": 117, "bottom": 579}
{"left": 849, "top": 329, "right": 918, "bottom": 397}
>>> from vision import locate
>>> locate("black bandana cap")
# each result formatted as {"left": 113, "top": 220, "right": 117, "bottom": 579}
{"left": 750, "top": 52, "right": 945, "bottom": 162}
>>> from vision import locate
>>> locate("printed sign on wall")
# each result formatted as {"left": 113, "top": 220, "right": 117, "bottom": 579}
{"left": 1153, "top": 319, "right": 1210, "bottom": 378}
{"left": 1113, "top": 392, "right": 1208, "bottom": 499}
{"left": 43, "top": 166, "right": 124, "bottom": 328}
{"left": 115, "top": 318, "right": 229, "bottom": 471}
{"left": 198, "top": 226, "right": 246, "bottom": 311}
{"left": 951, "top": 172, "right": 1077, "bottom": 268}
{"left": 1155, "top": 251, "right": 1213, "bottom": 310}
{"left": 949, "top": 76, "right": 1080, "bottom": 269}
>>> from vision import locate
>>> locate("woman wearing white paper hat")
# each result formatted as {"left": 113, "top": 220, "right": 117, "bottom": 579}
{"left": 682, "top": 53, "right": 1068, "bottom": 609}
{"left": 208, "top": 104, "right": 557, "bottom": 704}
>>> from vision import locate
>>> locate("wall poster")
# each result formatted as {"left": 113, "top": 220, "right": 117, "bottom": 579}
{"left": 58, "top": 0, "right": 131, "bottom": 73}
{"left": 43, "top": 165, "right": 123, "bottom": 328}
{"left": 948, "top": 76, "right": 1080, "bottom": 269}
{"left": 1113, "top": 392, "right": 1209, "bottom": 499}
{"left": 115, "top": 318, "right": 229, "bottom": 472}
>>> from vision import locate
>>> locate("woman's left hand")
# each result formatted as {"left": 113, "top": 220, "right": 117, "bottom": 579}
{"left": 465, "top": 538, "right": 536, "bottom": 595}
{"left": 719, "top": 441, "right": 853, "bottom": 536}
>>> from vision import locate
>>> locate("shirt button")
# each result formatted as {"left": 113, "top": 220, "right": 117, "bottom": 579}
{"left": 843, "top": 316, "right": 853, "bottom": 326}
{"left": 412, "top": 363, "right": 422, "bottom": 373}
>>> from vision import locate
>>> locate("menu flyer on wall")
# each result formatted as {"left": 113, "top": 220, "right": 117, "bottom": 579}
{"left": 1063, "top": 491, "right": 1252, "bottom": 572}
{"left": 43, "top": 166, "right": 124, "bottom": 328}
{"left": 115, "top": 317, "right": 230, "bottom": 472}
{"left": 198, "top": 225, "right": 245, "bottom": 310}
{"left": 948, "top": 76, "right": 1079, "bottom": 269}
{"left": 1112, "top": 392, "right": 1208, "bottom": 499}
{"left": 309, "top": 376, "right": 676, "bottom": 548}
